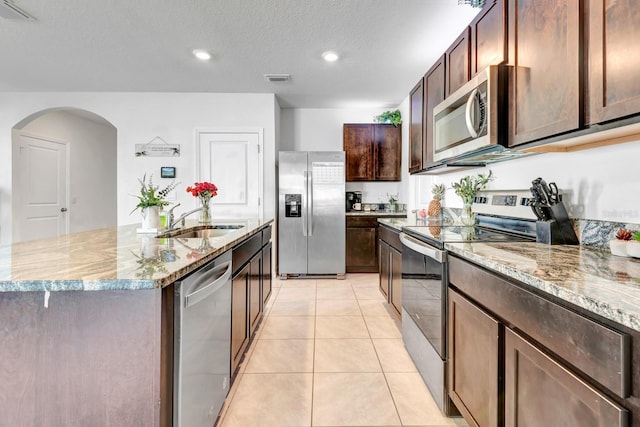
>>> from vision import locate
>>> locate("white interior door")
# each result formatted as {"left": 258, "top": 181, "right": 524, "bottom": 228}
{"left": 16, "top": 133, "right": 69, "bottom": 242}
{"left": 197, "top": 130, "right": 263, "bottom": 219}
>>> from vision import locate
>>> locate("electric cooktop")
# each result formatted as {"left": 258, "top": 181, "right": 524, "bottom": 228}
{"left": 404, "top": 190, "right": 539, "bottom": 249}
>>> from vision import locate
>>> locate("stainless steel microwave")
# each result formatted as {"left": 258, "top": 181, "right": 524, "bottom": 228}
{"left": 432, "top": 65, "right": 502, "bottom": 162}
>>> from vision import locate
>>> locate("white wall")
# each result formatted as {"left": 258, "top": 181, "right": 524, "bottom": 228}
{"left": 0, "top": 92, "right": 277, "bottom": 245}
{"left": 280, "top": 105, "right": 410, "bottom": 205}
{"left": 412, "top": 139, "right": 640, "bottom": 224}
{"left": 19, "top": 110, "right": 117, "bottom": 234}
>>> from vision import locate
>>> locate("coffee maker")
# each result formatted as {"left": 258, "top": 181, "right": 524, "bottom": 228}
{"left": 346, "top": 191, "right": 362, "bottom": 211}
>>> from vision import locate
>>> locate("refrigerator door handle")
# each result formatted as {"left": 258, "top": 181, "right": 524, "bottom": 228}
{"left": 302, "top": 171, "right": 308, "bottom": 237}
{"left": 308, "top": 170, "right": 313, "bottom": 236}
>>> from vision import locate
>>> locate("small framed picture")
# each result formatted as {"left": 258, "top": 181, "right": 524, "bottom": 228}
{"left": 161, "top": 166, "right": 176, "bottom": 179}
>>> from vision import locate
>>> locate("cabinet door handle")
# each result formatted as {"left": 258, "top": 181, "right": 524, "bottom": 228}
{"left": 60, "top": 208, "right": 68, "bottom": 212}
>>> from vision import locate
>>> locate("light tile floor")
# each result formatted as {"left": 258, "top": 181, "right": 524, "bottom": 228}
{"left": 218, "top": 273, "right": 468, "bottom": 427}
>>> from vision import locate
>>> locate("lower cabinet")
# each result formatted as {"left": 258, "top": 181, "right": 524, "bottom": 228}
{"left": 262, "top": 242, "right": 272, "bottom": 308}
{"left": 347, "top": 216, "right": 378, "bottom": 273}
{"left": 448, "top": 256, "right": 631, "bottom": 427}
{"left": 231, "top": 225, "right": 273, "bottom": 377}
{"left": 505, "top": 328, "right": 628, "bottom": 427}
{"left": 448, "top": 289, "right": 500, "bottom": 427}
{"left": 378, "top": 224, "right": 403, "bottom": 315}
{"left": 248, "top": 255, "right": 261, "bottom": 337}
{"left": 231, "top": 263, "right": 249, "bottom": 375}
{"left": 389, "top": 246, "right": 402, "bottom": 314}
{"left": 378, "top": 241, "right": 390, "bottom": 299}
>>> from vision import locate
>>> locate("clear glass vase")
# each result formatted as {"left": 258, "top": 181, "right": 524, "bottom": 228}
{"left": 461, "top": 202, "right": 476, "bottom": 226}
{"left": 199, "top": 197, "right": 211, "bottom": 224}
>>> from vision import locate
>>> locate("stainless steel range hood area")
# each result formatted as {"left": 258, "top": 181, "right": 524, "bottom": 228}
{"left": 416, "top": 145, "right": 539, "bottom": 175}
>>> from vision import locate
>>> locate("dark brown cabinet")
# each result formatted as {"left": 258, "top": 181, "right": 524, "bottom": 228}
{"left": 390, "top": 247, "right": 402, "bottom": 315}
{"left": 448, "top": 256, "right": 633, "bottom": 426}
{"left": 262, "top": 242, "right": 272, "bottom": 308}
{"left": 409, "top": 79, "right": 424, "bottom": 173}
{"left": 231, "top": 263, "right": 249, "bottom": 375}
{"left": 378, "top": 240, "right": 390, "bottom": 299}
{"left": 507, "top": 0, "right": 581, "bottom": 146}
{"left": 346, "top": 216, "right": 378, "bottom": 273}
{"left": 231, "top": 225, "right": 273, "bottom": 376}
{"left": 378, "top": 224, "right": 403, "bottom": 316}
{"left": 470, "top": 0, "right": 506, "bottom": 77}
{"left": 505, "top": 328, "right": 627, "bottom": 427}
{"left": 423, "top": 56, "right": 446, "bottom": 166}
{"left": 248, "top": 255, "right": 261, "bottom": 337}
{"left": 446, "top": 28, "right": 471, "bottom": 97}
{"left": 588, "top": 0, "right": 640, "bottom": 124}
{"left": 344, "top": 124, "right": 401, "bottom": 181}
{"left": 448, "top": 288, "right": 500, "bottom": 427}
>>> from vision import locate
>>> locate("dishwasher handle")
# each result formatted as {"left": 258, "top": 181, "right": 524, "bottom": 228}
{"left": 184, "top": 261, "right": 232, "bottom": 308}
{"left": 399, "top": 233, "right": 446, "bottom": 263}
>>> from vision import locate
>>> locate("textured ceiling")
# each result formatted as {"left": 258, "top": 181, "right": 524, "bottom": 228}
{"left": 0, "top": 0, "right": 480, "bottom": 108}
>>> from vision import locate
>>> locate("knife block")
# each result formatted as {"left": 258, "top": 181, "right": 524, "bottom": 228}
{"left": 535, "top": 202, "right": 579, "bottom": 245}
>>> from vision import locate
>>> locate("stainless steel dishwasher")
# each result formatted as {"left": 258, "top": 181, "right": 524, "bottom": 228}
{"left": 174, "top": 250, "right": 232, "bottom": 427}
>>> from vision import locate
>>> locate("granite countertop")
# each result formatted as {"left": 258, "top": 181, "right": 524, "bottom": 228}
{"left": 347, "top": 211, "right": 408, "bottom": 217}
{"left": 445, "top": 241, "right": 640, "bottom": 332}
{"left": 0, "top": 218, "right": 273, "bottom": 292}
{"left": 377, "top": 217, "right": 423, "bottom": 230}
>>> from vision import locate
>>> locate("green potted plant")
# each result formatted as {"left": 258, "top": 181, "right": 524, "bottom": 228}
{"left": 452, "top": 170, "right": 493, "bottom": 225}
{"left": 387, "top": 192, "right": 399, "bottom": 212}
{"left": 628, "top": 231, "right": 640, "bottom": 258}
{"left": 374, "top": 109, "right": 402, "bottom": 127}
{"left": 131, "top": 174, "right": 178, "bottom": 231}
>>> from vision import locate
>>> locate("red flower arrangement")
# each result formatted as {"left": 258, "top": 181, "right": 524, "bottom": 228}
{"left": 186, "top": 182, "right": 218, "bottom": 201}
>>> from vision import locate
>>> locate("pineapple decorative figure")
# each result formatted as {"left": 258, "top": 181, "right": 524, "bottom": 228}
{"left": 427, "top": 184, "right": 446, "bottom": 218}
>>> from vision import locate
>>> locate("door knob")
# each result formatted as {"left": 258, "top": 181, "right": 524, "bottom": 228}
{"left": 60, "top": 208, "right": 68, "bottom": 212}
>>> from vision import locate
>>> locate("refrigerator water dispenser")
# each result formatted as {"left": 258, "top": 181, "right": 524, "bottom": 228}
{"left": 285, "top": 194, "right": 302, "bottom": 217}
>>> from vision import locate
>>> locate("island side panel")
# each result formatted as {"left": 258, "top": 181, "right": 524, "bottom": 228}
{"left": 0, "top": 289, "right": 164, "bottom": 427}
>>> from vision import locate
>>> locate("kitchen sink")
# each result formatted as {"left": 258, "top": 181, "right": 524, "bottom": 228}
{"left": 157, "top": 224, "right": 245, "bottom": 239}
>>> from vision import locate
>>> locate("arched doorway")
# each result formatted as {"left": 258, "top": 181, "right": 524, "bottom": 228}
{"left": 12, "top": 108, "right": 117, "bottom": 242}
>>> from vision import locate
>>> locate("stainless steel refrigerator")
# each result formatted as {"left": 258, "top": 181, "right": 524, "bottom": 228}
{"left": 278, "top": 151, "right": 345, "bottom": 277}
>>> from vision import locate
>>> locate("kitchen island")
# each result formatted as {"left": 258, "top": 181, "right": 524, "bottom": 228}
{"left": 0, "top": 219, "right": 273, "bottom": 427}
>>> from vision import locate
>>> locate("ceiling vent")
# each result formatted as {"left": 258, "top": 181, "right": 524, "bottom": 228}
{"left": 0, "top": 0, "right": 36, "bottom": 20}
{"left": 264, "top": 74, "right": 291, "bottom": 83}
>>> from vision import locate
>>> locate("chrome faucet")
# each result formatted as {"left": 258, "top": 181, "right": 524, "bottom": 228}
{"left": 168, "top": 205, "right": 206, "bottom": 230}
{"left": 167, "top": 203, "right": 181, "bottom": 229}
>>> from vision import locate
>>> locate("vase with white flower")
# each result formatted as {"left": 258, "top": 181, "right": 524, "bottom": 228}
{"left": 452, "top": 170, "right": 493, "bottom": 226}
{"left": 186, "top": 181, "right": 218, "bottom": 224}
{"left": 131, "top": 174, "right": 177, "bottom": 231}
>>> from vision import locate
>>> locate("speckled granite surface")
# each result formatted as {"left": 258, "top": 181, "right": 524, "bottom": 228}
{"left": 346, "top": 211, "right": 407, "bottom": 217}
{"left": 445, "top": 242, "right": 640, "bottom": 332}
{"left": 0, "top": 218, "right": 273, "bottom": 292}
{"left": 378, "top": 217, "right": 417, "bottom": 231}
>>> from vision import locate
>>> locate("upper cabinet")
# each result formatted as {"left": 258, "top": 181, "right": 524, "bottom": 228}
{"left": 470, "top": 0, "right": 507, "bottom": 77}
{"left": 408, "top": 0, "right": 640, "bottom": 173}
{"left": 507, "top": 0, "right": 582, "bottom": 147}
{"left": 423, "top": 57, "right": 446, "bottom": 167}
{"left": 409, "top": 79, "right": 424, "bottom": 173}
{"left": 344, "top": 124, "right": 401, "bottom": 181}
{"left": 588, "top": 0, "right": 640, "bottom": 124}
{"left": 446, "top": 28, "right": 471, "bottom": 97}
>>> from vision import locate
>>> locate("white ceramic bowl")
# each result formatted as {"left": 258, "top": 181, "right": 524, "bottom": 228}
{"left": 627, "top": 241, "right": 640, "bottom": 258}
{"left": 609, "top": 240, "right": 628, "bottom": 257}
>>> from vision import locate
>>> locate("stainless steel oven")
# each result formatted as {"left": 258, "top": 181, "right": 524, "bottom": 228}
{"left": 432, "top": 65, "right": 502, "bottom": 162}
{"left": 399, "top": 232, "right": 456, "bottom": 415}
{"left": 400, "top": 190, "right": 539, "bottom": 417}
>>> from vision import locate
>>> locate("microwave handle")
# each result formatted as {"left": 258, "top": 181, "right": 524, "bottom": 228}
{"left": 465, "top": 88, "right": 481, "bottom": 138}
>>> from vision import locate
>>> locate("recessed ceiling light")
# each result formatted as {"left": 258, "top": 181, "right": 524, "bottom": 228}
{"left": 192, "top": 49, "right": 212, "bottom": 61}
{"left": 322, "top": 51, "right": 339, "bottom": 62}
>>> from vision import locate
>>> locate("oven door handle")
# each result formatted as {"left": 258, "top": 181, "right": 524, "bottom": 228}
{"left": 399, "top": 233, "right": 446, "bottom": 263}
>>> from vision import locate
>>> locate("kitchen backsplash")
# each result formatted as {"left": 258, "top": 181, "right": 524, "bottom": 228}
{"left": 580, "top": 220, "right": 640, "bottom": 249}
